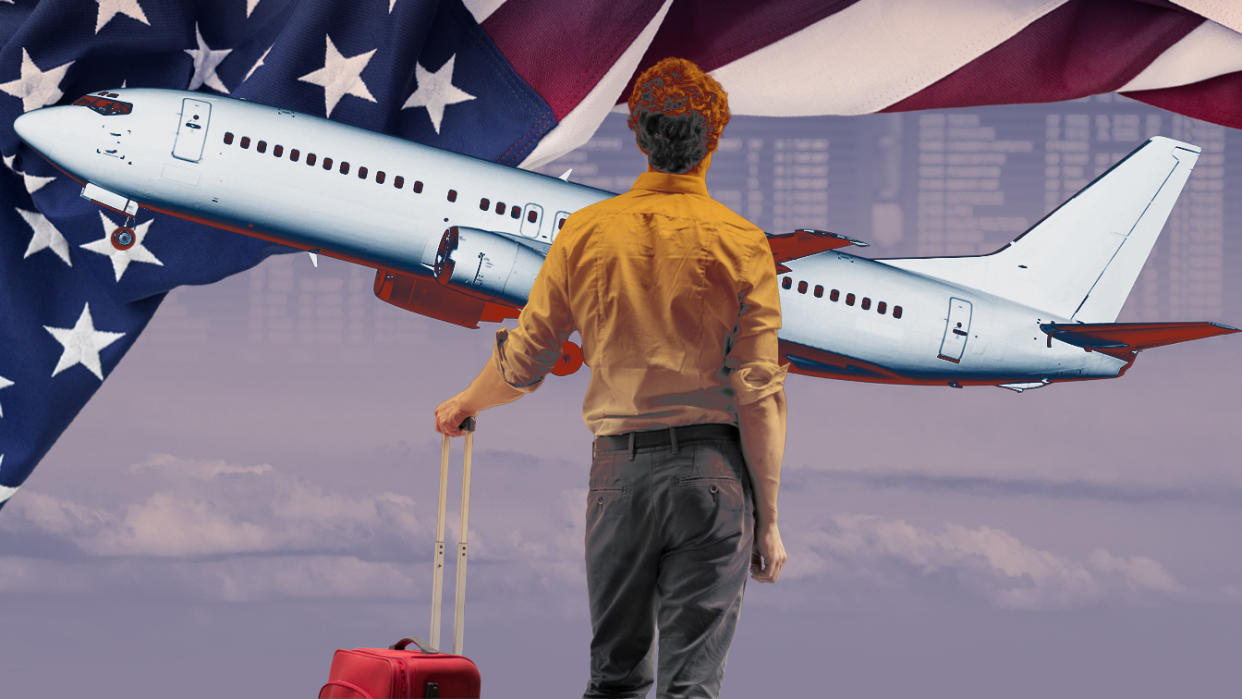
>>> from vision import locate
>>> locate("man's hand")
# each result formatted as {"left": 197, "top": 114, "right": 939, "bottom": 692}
{"left": 435, "top": 393, "right": 475, "bottom": 436}
{"left": 750, "top": 520, "right": 786, "bottom": 583}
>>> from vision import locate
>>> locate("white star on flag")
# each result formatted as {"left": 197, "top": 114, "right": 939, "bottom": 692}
{"left": 81, "top": 213, "right": 163, "bottom": 282}
{"left": 1, "top": 152, "right": 54, "bottom": 192}
{"left": 185, "top": 23, "right": 232, "bottom": 93}
{"left": 402, "top": 54, "right": 475, "bottom": 135}
{"left": 0, "top": 376, "right": 12, "bottom": 418}
{"left": 244, "top": 45, "right": 273, "bottom": 83}
{"left": 44, "top": 303, "right": 125, "bottom": 380}
{"left": 246, "top": 0, "right": 260, "bottom": 17}
{"left": 17, "top": 208, "right": 72, "bottom": 266}
{"left": 0, "top": 48, "right": 74, "bottom": 112}
{"left": 0, "top": 456, "right": 15, "bottom": 506}
{"left": 94, "top": 0, "right": 150, "bottom": 35}
{"left": 298, "top": 35, "right": 377, "bottom": 118}
{"left": 22, "top": 171, "right": 55, "bottom": 195}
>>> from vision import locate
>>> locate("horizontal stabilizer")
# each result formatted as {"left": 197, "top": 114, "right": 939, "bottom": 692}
{"left": 1041, "top": 321, "right": 1238, "bottom": 355}
{"left": 767, "top": 228, "right": 867, "bottom": 273}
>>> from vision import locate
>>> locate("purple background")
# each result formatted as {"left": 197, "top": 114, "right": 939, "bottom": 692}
{"left": 3, "top": 99, "right": 1241, "bottom": 698}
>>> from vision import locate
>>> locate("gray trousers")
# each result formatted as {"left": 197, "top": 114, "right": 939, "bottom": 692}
{"left": 583, "top": 433, "right": 754, "bottom": 699}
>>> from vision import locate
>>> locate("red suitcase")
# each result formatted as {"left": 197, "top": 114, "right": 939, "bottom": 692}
{"left": 320, "top": 419, "right": 482, "bottom": 699}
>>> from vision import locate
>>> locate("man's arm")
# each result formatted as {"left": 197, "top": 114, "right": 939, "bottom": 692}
{"left": 732, "top": 367, "right": 788, "bottom": 584}
{"left": 727, "top": 236, "right": 789, "bottom": 583}
{"left": 434, "top": 234, "right": 575, "bottom": 436}
{"left": 434, "top": 359, "right": 527, "bottom": 436}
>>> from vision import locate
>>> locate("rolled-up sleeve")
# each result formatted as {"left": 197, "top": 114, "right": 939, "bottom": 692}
{"left": 726, "top": 236, "right": 788, "bottom": 406}
{"left": 491, "top": 237, "right": 575, "bottom": 393}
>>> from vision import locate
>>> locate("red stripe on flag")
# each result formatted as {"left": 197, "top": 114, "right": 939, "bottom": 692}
{"left": 882, "top": 0, "right": 1202, "bottom": 112}
{"left": 1125, "top": 72, "right": 1242, "bottom": 129}
{"left": 481, "top": 0, "right": 667, "bottom": 120}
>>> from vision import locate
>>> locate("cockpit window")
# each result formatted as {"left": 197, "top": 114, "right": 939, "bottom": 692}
{"left": 73, "top": 93, "right": 133, "bottom": 116}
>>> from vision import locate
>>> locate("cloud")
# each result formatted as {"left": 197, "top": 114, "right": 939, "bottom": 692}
{"left": 2, "top": 451, "right": 1197, "bottom": 609}
{"left": 788, "top": 468, "right": 1242, "bottom": 508}
{"left": 0, "top": 554, "right": 417, "bottom": 601}
{"left": 791, "top": 514, "right": 1183, "bottom": 610}
{"left": 2, "top": 451, "right": 588, "bottom": 602}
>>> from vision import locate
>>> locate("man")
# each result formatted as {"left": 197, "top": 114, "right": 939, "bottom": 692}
{"left": 434, "top": 57, "right": 787, "bottom": 699}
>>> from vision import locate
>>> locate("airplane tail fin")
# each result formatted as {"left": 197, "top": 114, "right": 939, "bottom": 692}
{"left": 884, "top": 137, "right": 1200, "bottom": 321}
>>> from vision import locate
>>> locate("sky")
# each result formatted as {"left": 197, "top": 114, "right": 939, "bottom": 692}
{"left": 3, "top": 105, "right": 1241, "bottom": 698}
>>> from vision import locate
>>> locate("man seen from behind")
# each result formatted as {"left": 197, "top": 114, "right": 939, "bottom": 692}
{"left": 435, "top": 56, "right": 788, "bottom": 699}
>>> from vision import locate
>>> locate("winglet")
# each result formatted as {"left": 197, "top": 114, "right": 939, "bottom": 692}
{"left": 308, "top": 250, "right": 319, "bottom": 268}
{"left": 558, "top": 168, "right": 573, "bottom": 181}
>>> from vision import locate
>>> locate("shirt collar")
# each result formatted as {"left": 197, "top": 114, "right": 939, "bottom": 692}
{"left": 631, "top": 171, "right": 710, "bottom": 197}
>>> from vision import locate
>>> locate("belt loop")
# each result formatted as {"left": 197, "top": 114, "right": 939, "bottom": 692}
{"left": 628, "top": 432, "right": 635, "bottom": 461}
{"left": 669, "top": 426, "right": 679, "bottom": 454}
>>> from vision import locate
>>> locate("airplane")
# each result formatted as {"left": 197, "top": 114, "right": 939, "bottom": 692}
{"left": 12, "top": 87, "right": 1238, "bottom": 392}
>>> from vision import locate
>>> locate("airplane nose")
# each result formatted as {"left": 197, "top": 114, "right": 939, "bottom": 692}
{"left": 13, "top": 106, "right": 78, "bottom": 160}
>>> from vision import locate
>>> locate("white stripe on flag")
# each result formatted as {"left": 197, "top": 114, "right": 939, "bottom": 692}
{"left": 463, "top": 0, "right": 507, "bottom": 24}
{"left": 1173, "top": 0, "right": 1242, "bottom": 35}
{"left": 518, "top": 0, "right": 674, "bottom": 170}
{"left": 1120, "top": 20, "right": 1242, "bottom": 92}
{"left": 709, "top": 0, "right": 1068, "bottom": 116}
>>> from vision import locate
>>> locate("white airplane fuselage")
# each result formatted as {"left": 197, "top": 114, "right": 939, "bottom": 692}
{"left": 14, "top": 88, "right": 1157, "bottom": 389}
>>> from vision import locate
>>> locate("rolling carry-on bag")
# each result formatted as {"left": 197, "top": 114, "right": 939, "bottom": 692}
{"left": 320, "top": 418, "right": 482, "bottom": 699}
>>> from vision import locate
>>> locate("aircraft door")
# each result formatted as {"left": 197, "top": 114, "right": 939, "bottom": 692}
{"left": 937, "top": 297, "right": 972, "bottom": 363}
{"left": 172, "top": 97, "right": 212, "bottom": 162}
{"left": 521, "top": 203, "right": 543, "bottom": 238}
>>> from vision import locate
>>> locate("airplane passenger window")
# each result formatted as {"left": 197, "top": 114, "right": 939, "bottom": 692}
{"left": 413, "top": 180, "right": 423, "bottom": 193}
{"left": 527, "top": 209, "right": 538, "bottom": 223}
{"left": 846, "top": 293, "right": 855, "bottom": 306}
{"left": 257, "top": 140, "right": 267, "bottom": 153}
{"left": 893, "top": 306, "right": 903, "bottom": 319}
{"left": 782, "top": 277, "right": 792, "bottom": 290}
{"left": 224, "top": 132, "right": 234, "bottom": 145}
{"left": 240, "top": 136, "right": 251, "bottom": 149}
{"left": 376, "top": 171, "right": 386, "bottom": 184}
{"left": 861, "top": 297, "right": 871, "bottom": 310}
{"left": 307, "top": 153, "right": 317, "bottom": 166}
{"left": 394, "top": 175, "right": 404, "bottom": 188}
{"left": 290, "top": 149, "right": 300, "bottom": 162}
{"left": 495, "top": 201, "right": 505, "bottom": 214}
{"left": 323, "top": 157, "right": 334, "bottom": 170}
{"left": 830, "top": 289, "right": 839, "bottom": 302}
{"left": 358, "top": 166, "right": 368, "bottom": 179}
{"left": 797, "top": 281, "right": 808, "bottom": 294}
{"left": 480, "top": 198, "right": 490, "bottom": 210}
{"left": 448, "top": 189, "right": 457, "bottom": 202}
{"left": 510, "top": 206, "right": 521, "bottom": 219}
{"left": 273, "top": 145, "right": 284, "bottom": 157}
{"left": 340, "top": 161, "right": 350, "bottom": 174}
{"left": 877, "top": 301, "right": 887, "bottom": 314}
{"left": 814, "top": 285, "right": 823, "bottom": 298}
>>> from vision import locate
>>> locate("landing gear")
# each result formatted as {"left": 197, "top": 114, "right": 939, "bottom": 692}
{"left": 110, "top": 215, "right": 135, "bottom": 250}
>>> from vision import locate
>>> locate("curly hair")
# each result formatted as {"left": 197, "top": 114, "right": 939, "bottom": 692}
{"left": 627, "top": 57, "right": 730, "bottom": 174}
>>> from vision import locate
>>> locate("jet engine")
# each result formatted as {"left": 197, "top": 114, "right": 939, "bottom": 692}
{"left": 434, "top": 226, "right": 545, "bottom": 307}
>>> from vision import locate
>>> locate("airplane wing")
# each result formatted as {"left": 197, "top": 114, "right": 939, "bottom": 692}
{"left": 766, "top": 228, "right": 868, "bottom": 273}
{"left": 1040, "top": 321, "right": 1239, "bottom": 358}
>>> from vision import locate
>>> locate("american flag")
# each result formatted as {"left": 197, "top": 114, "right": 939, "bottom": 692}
{"left": 1, "top": 0, "right": 1240, "bottom": 511}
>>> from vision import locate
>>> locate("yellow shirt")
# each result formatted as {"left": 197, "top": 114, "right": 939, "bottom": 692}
{"left": 492, "top": 171, "right": 786, "bottom": 436}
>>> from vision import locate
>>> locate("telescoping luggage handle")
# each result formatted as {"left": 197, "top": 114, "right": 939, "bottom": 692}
{"left": 430, "top": 416, "right": 475, "bottom": 656}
